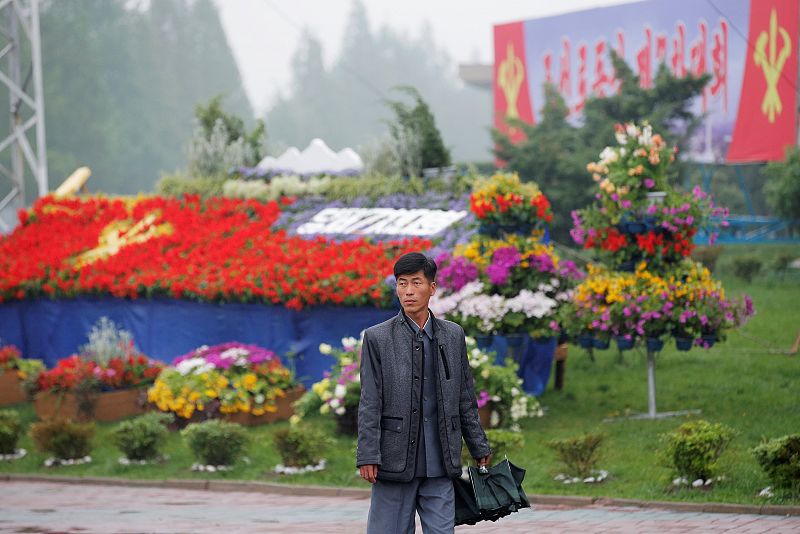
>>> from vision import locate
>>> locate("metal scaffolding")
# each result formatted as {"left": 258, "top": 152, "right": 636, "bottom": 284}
{"left": 0, "top": 0, "right": 46, "bottom": 233}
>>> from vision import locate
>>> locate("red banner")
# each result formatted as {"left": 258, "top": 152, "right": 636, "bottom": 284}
{"left": 727, "top": 0, "right": 798, "bottom": 162}
{"left": 494, "top": 22, "right": 534, "bottom": 144}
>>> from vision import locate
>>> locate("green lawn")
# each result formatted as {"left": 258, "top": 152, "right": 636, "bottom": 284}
{"left": 1, "top": 271, "right": 798, "bottom": 505}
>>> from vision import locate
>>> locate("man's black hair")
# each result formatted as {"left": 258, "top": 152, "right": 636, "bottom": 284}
{"left": 393, "top": 252, "right": 437, "bottom": 282}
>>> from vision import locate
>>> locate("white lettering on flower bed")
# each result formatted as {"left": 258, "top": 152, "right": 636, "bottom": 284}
{"left": 297, "top": 208, "right": 467, "bottom": 236}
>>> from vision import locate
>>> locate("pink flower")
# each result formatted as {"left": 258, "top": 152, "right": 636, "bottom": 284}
{"left": 644, "top": 178, "right": 655, "bottom": 188}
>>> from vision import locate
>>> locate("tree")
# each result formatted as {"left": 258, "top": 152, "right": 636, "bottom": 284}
{"left": 385, "top": 86, "right": 450, "bottom": 176}
{"left": 492, "top": 84, "right": 592, "bottom": 241}
{"left": 266, "top": 0, "right": 490, "bottom": 163}
{"left": 39, "top": 0, "right": 251, "bottom": 195}
{"left": 493, "top": 51, "right": 710, "bottom": 240}
{"left": 764, "top": 147, "right": 800, "bottom": 226}
{"left": 194, "top": 96, "right": 266, "bottom": 165}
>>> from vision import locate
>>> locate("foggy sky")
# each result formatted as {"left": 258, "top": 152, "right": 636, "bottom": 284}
{"left": 214, "top": 0, "right": 640, "bottom": 114}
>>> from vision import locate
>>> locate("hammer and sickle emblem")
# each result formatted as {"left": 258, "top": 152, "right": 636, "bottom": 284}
{"left": 753, "top": 8, "right": 792, "bottom": 123}
{"left": 73, "top": 211, "right": 172, "bottom": 268}
{"left": 498, "top": 43, "right": 525, "bottom": 134}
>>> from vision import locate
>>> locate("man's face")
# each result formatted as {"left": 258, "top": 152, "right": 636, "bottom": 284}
{"left": 396, "top": 270, "right": 436, "bottom": 316}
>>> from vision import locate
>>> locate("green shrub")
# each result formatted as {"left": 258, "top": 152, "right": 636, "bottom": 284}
{"left": 0, "top": 410, "right": 22, "bottom": 454}
{"left": 662, "top": 420, "right": 734, "bottom": 480}
{"left": 547, "top": 432, "right": 605, "bottom": 477}
{"left": 691, "top": 246, "right": 723, "bottom": 272}
{"left": 29, "top": 419, "right": 94, "bottom": 459}
{"left": 181, "top": 419, "right": 248, "bottom": 466}
{"left": 773, "top": 253, "right": 795, "bottom": 277}
{"left": 272, "top": 424, "right": 332, "bottom": 467}
{"left": 113, "top": 412, "right": 173, "bottom": 461}
{"left": 462, "top": 428, "right": 524, "bottom": 466}
{"left": 752, "top": 434, "right": 800, "bottom": 493}
{"left": 732, "top": 256, "right": 762, "bottom": 283}
{"left": 155, "top": 172, "right": 227, "bottom": 199}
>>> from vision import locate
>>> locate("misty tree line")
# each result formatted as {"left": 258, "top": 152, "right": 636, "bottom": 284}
{"left": 27, "top": 0, "right": 488, "bottom": 196}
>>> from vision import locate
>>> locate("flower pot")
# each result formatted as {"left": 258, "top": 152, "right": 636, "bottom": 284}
{"left": 592, "top": 337, "right": 610, "bottom": 350}
{"left": 554, "top": 343, "right": 569, "bottom": 362}
{"left": 223, "top": 386, "right": 305, "bottom": 426}
{"left": 504, "top": 333, "right": 527, "bottom": 349}
{"left": 473, "top": 334, "right": 494, "bottom": 350}
{"left": 0, "top": 372, "right": 26, "bottom": 406}
{"left": 478, "top": 222, "right": 535, "bottom": 238}
{"left": 646, "top": 191, "right": 667, "bottom": 205}
{"left": 624, "top": 221, "right": 647, "bottom": 234}
{"left": 34, "top": 388, "right": 148, "bottom": 422}
{"left": 615, "top": 336, "right": 636, "bottom": 351}
{"left": 335, "top": 407, "right": 359, "bottom": 436}
{"left": 577, "top": 333, "right": 594, "bottom": 349}
{"left": 519, "top": 337, "right": 557, "bottom": 396}
{"left": 645, "top": 337, "right": 665, "bottom": 352}
{"left": 700, "top": 333, "right": 717, "bottom": 348}
{"left": 675, "top": 337, "right": 693, "bottom": 351}
{"left": 616, "top": 260, "right": 636, "bottom": 272}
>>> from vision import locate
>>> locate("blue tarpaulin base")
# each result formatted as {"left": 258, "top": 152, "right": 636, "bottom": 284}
{"left": 0, "top": 297, "right": 396, "bottom": 388}
{"left": 0, "top": 298, "right": 556, "bottom": 393}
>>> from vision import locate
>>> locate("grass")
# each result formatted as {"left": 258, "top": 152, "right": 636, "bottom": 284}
{"left": 1, "top": 270, "right": 799, "bottom": 506}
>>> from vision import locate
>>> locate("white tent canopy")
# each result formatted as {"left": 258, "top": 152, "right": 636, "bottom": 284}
{"left": 257, "top": 139, "right": 364, "bottom": 176}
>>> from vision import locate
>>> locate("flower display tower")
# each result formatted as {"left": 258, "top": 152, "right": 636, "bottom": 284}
{"left": 430, "top": 173, "right": 583, "bottom": 396}
{"left": 568, "top": 123, "right": 754, "bottom": 418}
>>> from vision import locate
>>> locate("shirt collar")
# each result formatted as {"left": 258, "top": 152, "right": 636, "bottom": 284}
{"left": 402, "top": 310, "right": 434, "bottom": 340}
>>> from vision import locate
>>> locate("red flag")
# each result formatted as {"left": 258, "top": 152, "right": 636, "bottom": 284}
{"left": 727, "top": 0, "right": 798, "bottom": 162}
{"left": 494, "top": 22, "right": 534, "bottom": 145}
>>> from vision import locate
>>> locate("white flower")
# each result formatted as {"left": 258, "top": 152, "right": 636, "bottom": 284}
{"left": 319, "top": 343, "right": 333, "bottom": 355}
{"left": 341, "top": 337, "right": 358, "bottom": 350}
{"left": 254, "top": 394, "right": 265, "bottom": 404}
{"left": 510, "top": 387, "right": 519, "bottom": 397}
{"left": 599, "top": 146, "right": 619, "bottom": 165}
{"left": 626, "top": 123, "right": 640, "bottom": 137}
{"left": 615, "top": 132, "right": 627, "bottom": 145}
{"left": 335, "top": 406, "right": 346, "bottom": 416}
{"left": 491, "top": 395, "right": 501, "bottom": 402}
{"left": 334, "top": 384, "right": 347, "bottom": 399}
{"left": 330, "top": 398, "right": 341, "bottom": 409}
{"left": 490, "top": 410, "right": 500, "bottom": 427}
{"left": 219, "top": 348, "right": 249, "bottom": 361}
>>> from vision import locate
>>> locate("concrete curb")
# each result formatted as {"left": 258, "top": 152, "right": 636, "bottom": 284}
{"left": 2, "top": 473, "right": 799, "bottom": 516}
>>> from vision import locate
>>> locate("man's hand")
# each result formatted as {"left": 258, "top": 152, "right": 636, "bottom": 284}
{"left": 477, "top": 455, "right": 492, "bottom": 468}
{"left": 359, "top": 464, "right": 378, "bottom": 484}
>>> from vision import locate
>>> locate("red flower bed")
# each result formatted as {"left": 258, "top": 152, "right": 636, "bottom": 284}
{"left": 1, "top": 195, "right": 429, "bottom": 309}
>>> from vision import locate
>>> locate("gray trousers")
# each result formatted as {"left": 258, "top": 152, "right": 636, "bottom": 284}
{"left": 366, "top": 476, "right": 455, "bottom": 534}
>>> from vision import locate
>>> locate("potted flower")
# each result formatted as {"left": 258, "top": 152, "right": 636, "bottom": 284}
{"left": 0, "top": 345, "right": 44, "bottom": 406}
{"left": 470, "top": 172, "right": 553, "bottom": 237}
{"left": 148, "top": 342, "right": 302, "bottom": 426}
{"left": 300, "top": 337, "right": 363, "bottom": 436}
{"left": 466, "top": 338, "right": 542, "bottom": 429}
{"left": 33, "top": 317, "right": 164, "bottom": 422}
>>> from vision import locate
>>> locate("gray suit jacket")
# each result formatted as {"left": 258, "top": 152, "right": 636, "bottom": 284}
{"left": 357, "top": 310, "right": 491, "bottom": 482}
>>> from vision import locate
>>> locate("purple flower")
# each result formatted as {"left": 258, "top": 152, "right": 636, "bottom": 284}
{"left": 621, "top": 200, "right": 632, "bottom": 208}
{"left": 644, "top": 178, "right": 655, "bottom": 188}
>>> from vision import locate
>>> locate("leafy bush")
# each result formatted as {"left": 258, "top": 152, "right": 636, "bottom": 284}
{"left": 0, "top": 410, "right": 22, "bottom": 454}
{"left": 113, "top": 412, "right": 173, "bottom": 461}
{"left": 181, "top": 419, "right": 248, "bottom": 466}
{"left": 462, "top": 428, "right": 524, "bottom": 466}
{"left": 79, "top": 317, "right": 135, "bottom": 366}
{"left": 662, "top": 420, "right": 734, "bottom": 480}
{"left": 732, "top": 256, "right": 762, "bottom": 283}
{"left": 752, "top": 434, "right": 800, "bottom": 493}
{"left": 272, "top": 424, "right": 332, "bottom": 467}
{"left": 156, "top": 172, "right": 227, "bottom": 199}
{"left": 691, "top": 246, "right": 723, "bottom": 272}
{"left": 29, "top": 419, "right": 94, "bottom": 459}
{"left": 547, "top": 432, "right": 605, "bottom": 477}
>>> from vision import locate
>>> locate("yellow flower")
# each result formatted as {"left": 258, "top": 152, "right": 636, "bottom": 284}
{"left": 242, "top": 373, "right": 258, "bottom": 391}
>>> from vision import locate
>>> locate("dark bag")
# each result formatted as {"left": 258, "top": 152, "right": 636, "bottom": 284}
{"left": 454, "top": 458, "right": 531, "bottom": 526}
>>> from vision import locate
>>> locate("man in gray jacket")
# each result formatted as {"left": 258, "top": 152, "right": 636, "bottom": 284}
{"left": 357, "top": 252, "right": 491, "bottom": 534}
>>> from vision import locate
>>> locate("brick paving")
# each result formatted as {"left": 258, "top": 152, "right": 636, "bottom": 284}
{"left": 1, "top": 481, "right": 798, "bottom": 534}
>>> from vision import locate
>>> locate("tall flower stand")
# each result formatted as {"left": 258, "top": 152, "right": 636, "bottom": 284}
{"left": 608, "top": 349, "right": 701, "bottom": 421}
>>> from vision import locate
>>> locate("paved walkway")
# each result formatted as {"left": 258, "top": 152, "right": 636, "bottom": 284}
{"left": 1, "top": 481, "right": 798, "bottom": 534}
